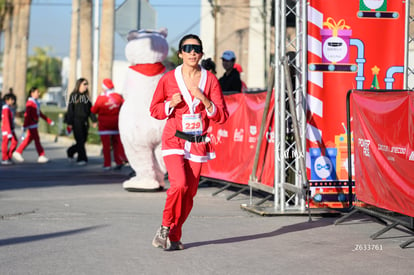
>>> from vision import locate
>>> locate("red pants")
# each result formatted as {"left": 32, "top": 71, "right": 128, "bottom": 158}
{"left": 16, "top": 128, "right": 45, "bottom": 156}
{"left": 2, "top": 133, "right": 18, "bottom": 160}
{"left": 162, "top": 154, "right": 202, "bottom": 242}
{"left": 100, "top": 134, "right": 127, "bottom": 167}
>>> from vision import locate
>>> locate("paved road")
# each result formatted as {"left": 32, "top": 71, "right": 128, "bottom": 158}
{"left": 1, "top": 134, "right": 413, "bottom": 275}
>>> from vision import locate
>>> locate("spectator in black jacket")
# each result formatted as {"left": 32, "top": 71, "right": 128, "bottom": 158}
{"left": 65, "top": 78, "right": 97, "bottom": 165}
{"left": 218, "top": 50, "right": 242, "bottom": 94}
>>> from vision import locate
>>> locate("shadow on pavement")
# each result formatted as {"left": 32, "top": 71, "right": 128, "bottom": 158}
{"left": 185, "top": 218, "right": 332, "bottom": 249}
{"left": 0, "top": 225, "right": 108, "bottom": 246}
{"left": 0, "top": 154, "right": 131, "bottom": 191}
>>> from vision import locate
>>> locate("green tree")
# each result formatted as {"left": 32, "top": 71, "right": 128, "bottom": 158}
{"left": 26, "top": 47, "right": 62, "bottom": 95}
{"left": 167, "top": 47, "right": 182, "bottom": 67}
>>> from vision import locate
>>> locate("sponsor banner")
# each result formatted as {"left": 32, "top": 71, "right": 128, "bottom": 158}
{"left": 201, "top": 92, "right": 275, "bottom": 187}
{"left": 352, "top": 90, "right": 414, "bottom": 217}
{"left": 307, "top": 0, "right": 406, "bottom": 208}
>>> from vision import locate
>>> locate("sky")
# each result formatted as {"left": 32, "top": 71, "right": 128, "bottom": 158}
{"left": 29, "top": 0, "right": 201, "bottom": 60}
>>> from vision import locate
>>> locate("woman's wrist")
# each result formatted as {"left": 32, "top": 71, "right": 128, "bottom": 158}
{"left": 205, "top": 101, "right": 212, "bottom": 110}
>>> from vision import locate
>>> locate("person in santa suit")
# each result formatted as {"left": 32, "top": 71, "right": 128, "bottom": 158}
{"left": 150, "top": 34, "right": 229, "bottom": 251}
{"left": 91, "top": 78, "right": 127, "bottom": 170}
{"left": 1, "top": 93, "right": 18, "bottom": 165}
{"left": 12, "top": 87, "right": 54, "bottom": 163}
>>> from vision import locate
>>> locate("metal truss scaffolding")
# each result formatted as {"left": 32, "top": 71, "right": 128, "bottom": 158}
{"left": 246, "top": 0, "right": 309, "bottom": 215}
{"left": 408, "top": 1, "right": 414, "bottom": 89}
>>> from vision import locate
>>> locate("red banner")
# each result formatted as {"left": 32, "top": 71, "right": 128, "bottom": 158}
{"left": 307, "top": 0, "right": 406, "bottom": 208}
{"left": 352, "top": 90, "right": 414, "bottom": 217}
{"left": 201, "top": 92, "right": 275, "bottom": 187}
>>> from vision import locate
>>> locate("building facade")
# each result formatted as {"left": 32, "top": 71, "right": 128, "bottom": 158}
{"left": 200, "top": 0, "right": 273, "bottom": 90}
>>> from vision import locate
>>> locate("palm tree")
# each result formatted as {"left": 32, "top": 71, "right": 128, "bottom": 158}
{"left": 4, "top": 0, "right": 31, "bottom": 113}
{"left": 79, "top": 0, "right": 93, "bottom": 93}
{"left": 98, "top": 0, "right": 115, "bottom": 88}
{"left": 13, "top": 0, "right": 31, "bottom": 112}
{"left": 68, "top": 0, "right": 79, "bottom": 98}
{"left": 0, "top": 0, "right": 9, "bottom": 29}
{"left": 0, "top": 1, "right": 13, "bottom": 93}
{"left": 7, "top": 0, "right": 19, "bottom": 99}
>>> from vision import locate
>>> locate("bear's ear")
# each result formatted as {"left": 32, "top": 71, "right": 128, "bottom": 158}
{"left": 159, "top": 28, "right": 168, "bottom": 38}
{"left": 127, "top": 30, "right": 139, "bottom": 41}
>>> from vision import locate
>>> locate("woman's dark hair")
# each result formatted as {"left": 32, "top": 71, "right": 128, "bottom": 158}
{"left": 73, "top": 77, "right": 89, "bottom": 95}
{"left": 27, "top": 87, "right": 38, "bottom": 100}
{"left": 3, "top": 92, "right": 16, "bottom": 102}
{"left": 201, "top": 58, "right": 217, "bottom": 74}
{"left": 178, "top": 34, "right": 203, "bottom": 54}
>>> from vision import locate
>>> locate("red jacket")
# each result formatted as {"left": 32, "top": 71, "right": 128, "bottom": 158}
{"left": 2, "top": 104, "right": 15, "bottom": 138}
{"left": 91, "top": 90, "right": 124, "bottom": 134}
{"left": 23, "top": 98, "right": 53, "bottom": 129}
{"left": 150, "top": 65, "right": 228, "bottom": 163}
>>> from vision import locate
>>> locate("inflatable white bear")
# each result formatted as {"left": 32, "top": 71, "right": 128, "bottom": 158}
{"left": 119, "top": 29, "right": 169, "bottom": 191}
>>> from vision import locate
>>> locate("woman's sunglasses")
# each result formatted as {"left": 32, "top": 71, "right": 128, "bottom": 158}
{"left": 181, "top": 44, "right": 202, "bottom": 54}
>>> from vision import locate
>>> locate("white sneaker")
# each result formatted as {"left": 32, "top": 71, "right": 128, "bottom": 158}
{"left": 76, "top": 160, "right": 87, "bottom": 166}
{"left": 38, "top": 155, "right": 49, "bottom": 163}
{"left": 12, "top": 152, "right": 24, "bottom": 163}
{"left": 1, "top": 160, "right": 13, "bottom": 165}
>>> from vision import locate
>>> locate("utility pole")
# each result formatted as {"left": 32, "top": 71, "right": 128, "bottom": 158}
{"left": 137, "top": 0, "right": 141, "bottom": 29}
{"left": 92, "top": 0, "right": 99, "bottom": 101}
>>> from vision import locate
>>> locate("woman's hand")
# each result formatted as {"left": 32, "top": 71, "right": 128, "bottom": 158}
{"left": 170, "top": 93, "right": 183, "bottom": 107}
{"left": 189, "top": 86, "right": 204, "bottom": 100}
{"left": 189, "top": 86, "right": 212, "bottom": 111}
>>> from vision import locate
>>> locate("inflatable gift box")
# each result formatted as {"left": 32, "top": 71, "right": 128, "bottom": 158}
{"left": 321, "top": 18, "right": 352, "bottom": 64}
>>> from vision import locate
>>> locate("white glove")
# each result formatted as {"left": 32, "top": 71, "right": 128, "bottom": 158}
{"left": 50, "top": 121, "right": 55, "bottom": 126}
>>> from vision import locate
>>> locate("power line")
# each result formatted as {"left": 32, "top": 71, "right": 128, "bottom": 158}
{"left": 29, "top": 1, "right": 200, "bottom": 7}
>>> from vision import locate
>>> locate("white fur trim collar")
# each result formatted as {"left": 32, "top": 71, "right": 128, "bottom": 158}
{"left": 28, "top": 97, "right": 40, "bottom": 116}
{"left": 174, "top": 65, "right": 207, "bottom": 114}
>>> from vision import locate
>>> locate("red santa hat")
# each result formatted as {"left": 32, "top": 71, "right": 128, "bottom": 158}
{"left": 233, "top": 63, "right": 243, "bottom": 73}
{"left": 102, "top": 78, "right": 114, "bottom": 91}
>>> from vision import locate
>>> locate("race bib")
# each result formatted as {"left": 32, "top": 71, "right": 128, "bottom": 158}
{"left": 182, "top": 113, "right": 203, "bottom": 135}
